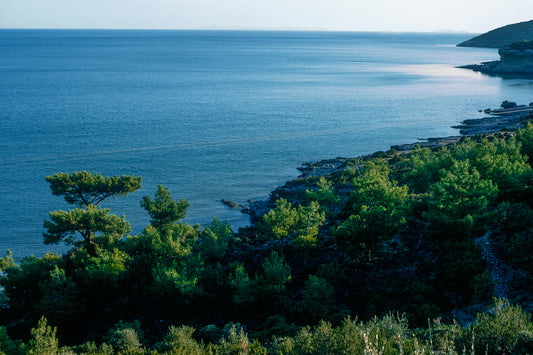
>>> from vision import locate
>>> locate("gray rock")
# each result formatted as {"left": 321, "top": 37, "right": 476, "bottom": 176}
{"left": 501, "top": 100, "right": 517, "bottom": 109}
{"left": 459, "top": 44, "right": 533, "bottom": 76}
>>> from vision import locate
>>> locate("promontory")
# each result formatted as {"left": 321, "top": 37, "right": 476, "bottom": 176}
{"left": 458, "top": 19, "right": 533, "bottom": 48}
{"left": 458, "top": 19, "right": 533, "bottom": 75}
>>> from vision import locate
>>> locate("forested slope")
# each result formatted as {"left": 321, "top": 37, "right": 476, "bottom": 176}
{"left": 458, "top": 19, "right": 533, "bottom": 48}
{"left": 1, "top": 121, "right": 533, "bottom": 354}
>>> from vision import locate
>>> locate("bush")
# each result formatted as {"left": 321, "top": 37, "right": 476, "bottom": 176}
{"left": 159, "top": 325, "right": 204, "bottom": 354}
{"left": 464, "top": 298, "right": 533, "bottom": 354}
{"left": 27, "top": 317, "right": 60, "bottom": 355}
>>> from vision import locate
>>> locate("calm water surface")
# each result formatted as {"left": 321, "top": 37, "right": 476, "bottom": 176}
{"left": 1, "top": 30, "right": 532, "bottom": 260}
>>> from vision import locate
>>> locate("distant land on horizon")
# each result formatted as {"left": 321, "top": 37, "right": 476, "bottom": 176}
{"left": 458, "top": 19, "right": 533, "bottom": 48}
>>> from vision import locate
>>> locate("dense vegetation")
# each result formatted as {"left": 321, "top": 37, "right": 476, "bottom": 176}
{"left": 508, "top": 40, "right": 533, "bottom": 51}
{"left": 1, "top": 122, "right": 533, "bottom": 354}
{"left": 457, "top": 19, "right": 533, "bottom": 48}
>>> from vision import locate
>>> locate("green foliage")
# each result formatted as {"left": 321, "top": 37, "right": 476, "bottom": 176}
{"left": 257, "top": 199, "right": 325, "bottom": 249}
{"left": 158, "top": 325, "right": 204, "bottom": 354}
{"left": 297, "top": 275, "right": 334, "bottom": 324}
{"left": 334, "top": 204, "right": 406, "bottom": 260}
{"left": 347, "top": 160, "right": 409, "bottom": 214}
{"left": 424, "top": 160, "right": 498, "bottom": 238}
{"left": 109, "top": 328, "right": 141, "bottom": 353}
{"left": 252, "top": 315, "right": 299, "bottom": 340}
{"left": 36, "top": 264, "right": 79, "bottom": 319}
{"left": 494, "top": 201, "right": 533, "bottom": 237}
{"left": 256, "top": 252, "right": 291, "bottom": 295}
{"left": 3, "top": 310, "right": 533, "bottom": 354}
{"left": 0, "top": 250, "right": 15, "bottom": 271}
{"left": 253, "top": 252, "right": 292, "bottom": 314}
{"left": 216, "top": 324, "right": 254, "bottom": 355}
{"left": 332, "top": 317, "right": 365, "bottom": 354}
{"left": 464, "top": 298, "right": 533, "bottom": 354}
{"left": 73, "top": 341, "right": 114, "bottom": 354}
{"left": 151, "top": 257, "right": 204, "bottom": 300}
{"left": 403, "top": 137, "right": 532, "bottom": 199}
{"left": 2, "top": 130, "right": 533, "bottom": 352}
{"left": 335, "top": 160, "right": 409, "bottom": 257}
{"left": 140, "top": 185, "right": 189, "bottom": 234}
{"left": 286, "top": 314, "right": 415, "bottom": 355}
{"left": 403, "top": 146, "right": 454, "bottom": 193}
{"left": 0, "top": 253, "right": 67, "bottom": 325}
{"left": 46, "top": 171, "right": 142, "bottom": 207}
{"left": 198, "top": 218, "right": 232, "bottom": 260}
{"left": 517, "top": 121, "right": 533, "bottom": 163}
{"left": 127, "top": 223, "right": 199, "bottom": 261}
{"left": 43, "top": 172, "right": 140, "bottom": 254}
{"left": 106, "top": 321, "right": 143, "bottom": 353}
{"left": 258, "top": 199, "right": 296, "bottom": 240}
{"left": 470, "top": 270, "right": 495, "bottom": 302}
{"left": 453, "top": 137, "right": 532, "bottom": 197}
{"left": 0, "top": 326, "right": 24, "bottom": 355}
{"left": 228, "top": 262, "right": 254, "bottom": 305}
{"left": 27, "top": 317, "right": 60, "bottom": 355}
{"left": 418, "top": 319, "right": 464, "bottom": 354}
{"left": 305, "top": 177, "right": 340, "bottom": 215}
{"left": 44, "top": 205, "right": 131, "bottom": 247}
{"left": 74, "top": 248, "right": 131, "bottom": 286}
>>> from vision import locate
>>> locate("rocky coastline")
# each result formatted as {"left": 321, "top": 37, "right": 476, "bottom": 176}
{"left": 222, "top": 103, "right": 533, "bottom": 222}
{"left": 459, "top": 42, "right": 533, "bottom": 76}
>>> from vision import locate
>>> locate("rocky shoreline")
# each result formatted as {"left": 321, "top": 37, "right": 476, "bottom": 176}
{"left": 459, "top": 42, "right": 533, "bottom": 76}
{"left": 223, "top": 103, "right": 533, "bottom": 222}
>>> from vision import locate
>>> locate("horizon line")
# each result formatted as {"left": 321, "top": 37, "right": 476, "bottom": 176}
{"left": 0, "top": 27, "right": 478, "bottom": 35}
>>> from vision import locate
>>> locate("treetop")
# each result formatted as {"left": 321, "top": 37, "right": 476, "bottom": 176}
{"left": 45, "top": 171, "right": 142, "bottom": 207}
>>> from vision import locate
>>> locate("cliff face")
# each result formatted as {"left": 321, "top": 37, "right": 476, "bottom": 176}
{"left": 496, "top": 46, "right": 533, "bottom": 72}
{"left": 459, "top": 41, "right": 533, "bottom": 75}
{"left": 458, "top": 19, "right": 533, "bottom": 48}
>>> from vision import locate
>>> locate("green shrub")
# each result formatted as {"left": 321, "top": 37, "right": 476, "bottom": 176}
{"left": 464, "top": 298, "right": 533, "bottom": 354}
{"left": 159, "top": 325, "right": 204, "bottom": 354}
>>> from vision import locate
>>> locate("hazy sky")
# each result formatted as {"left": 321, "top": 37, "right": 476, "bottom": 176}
{"left": 1, "top": 0, "right": 532, "bottom": 33}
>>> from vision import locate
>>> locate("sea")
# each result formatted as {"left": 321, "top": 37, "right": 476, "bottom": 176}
{"left": 1, "top": 29, "right": 533, "bottom": 261}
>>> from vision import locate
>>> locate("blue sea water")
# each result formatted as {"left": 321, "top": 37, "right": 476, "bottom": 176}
{"left": 1, "top": 30, "right": 532, "bottom": 261}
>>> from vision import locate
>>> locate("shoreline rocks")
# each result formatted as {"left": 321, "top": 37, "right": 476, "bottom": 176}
{"left": 459, "top": 42, "right": 533, "bottom": 76}
{"left": 231, "top": 103, "right": 533, "bottom": 222}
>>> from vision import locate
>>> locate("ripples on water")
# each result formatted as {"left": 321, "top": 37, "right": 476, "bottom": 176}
{"left": 1, "top": 30, "right": 531, "bottom": 260}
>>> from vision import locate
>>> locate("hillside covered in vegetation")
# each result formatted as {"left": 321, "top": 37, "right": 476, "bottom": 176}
{"left": 458, "top": 19, "right": 533, "bottom": 48}
{"left": 1, "top": 119, "right": 533, "bottom": 354}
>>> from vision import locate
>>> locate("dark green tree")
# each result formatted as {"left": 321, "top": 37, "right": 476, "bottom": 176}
{"left": 297, "top": 275, "right": 334, "bottom": 324}
{"left": 43, "top": 172, "right": 141, "bottom": 254}
{"left": 26, "top": 317, "right": 60, "bottom": 355}
{"left": 43, "top": 205, "right": 131, "bottom": 250}
{"left": 335, "top": 160, "right": 409, "bottom": 259}
{"left": 517, "top": 121, "right": 533, "bottom": 163}
{"left": 45, "top": 171, "right": 141, "bottom": 207}
{"left": 423, "top": 160, "right": 498, "bottom": 239}
{"left": 198, "top": 218, "right": 233, "bottom": 260}
{"left": 140, "top": 185, "right": 189, "bottom": 234}
{"left": 257, "top": 198, "right": 325, "bottom": 250}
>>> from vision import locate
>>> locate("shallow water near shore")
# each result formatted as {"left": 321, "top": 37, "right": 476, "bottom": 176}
{"left": 1, "top": 30, "right": 532, "bottom": 260}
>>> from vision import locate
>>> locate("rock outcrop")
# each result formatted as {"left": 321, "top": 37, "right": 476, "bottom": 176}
{"left": 459, "top": 41, "right": 533, "bottom": 75}
{"left": 458, "top": 19, "right": 533, "bottom": 48}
